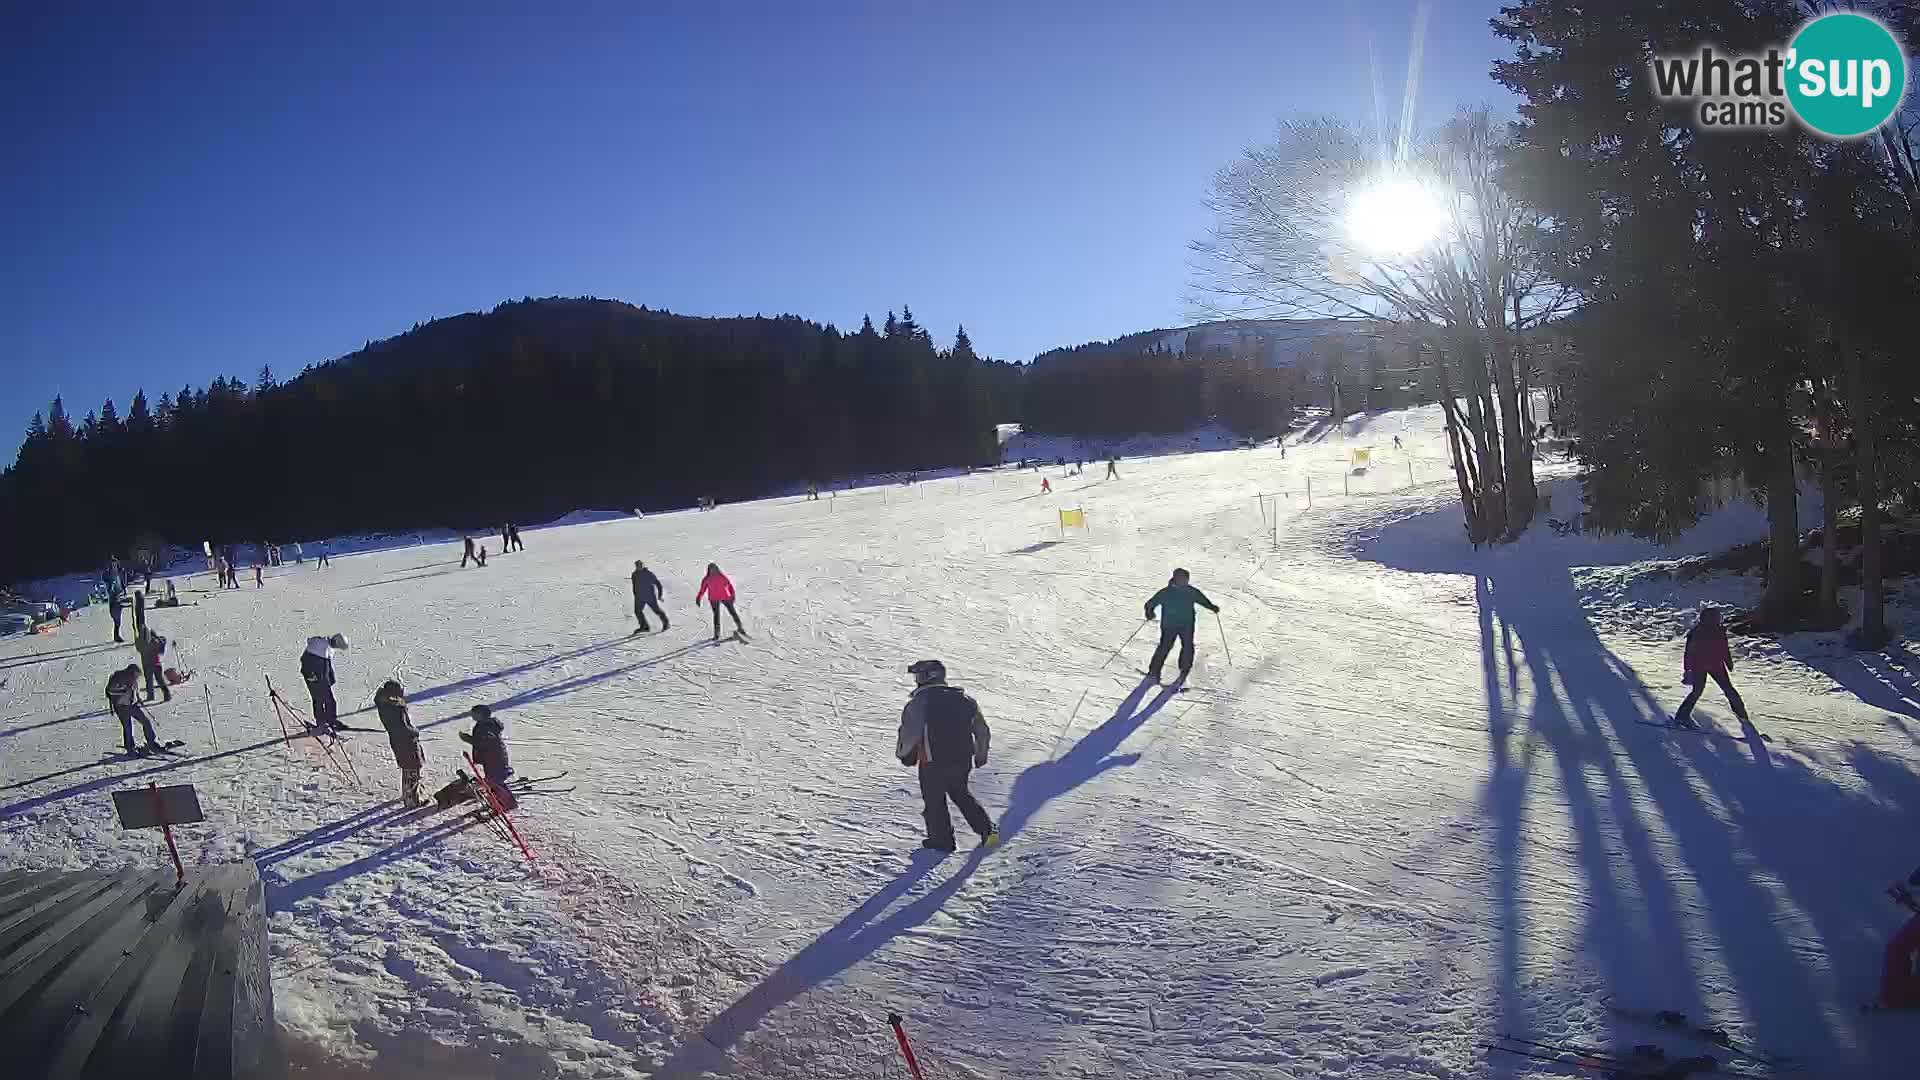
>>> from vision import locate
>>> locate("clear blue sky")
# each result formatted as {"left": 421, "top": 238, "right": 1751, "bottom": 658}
{"left": 1, "top": 1, "right": 1512, "bottom": 441}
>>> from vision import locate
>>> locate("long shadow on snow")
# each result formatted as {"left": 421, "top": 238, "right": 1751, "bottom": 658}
{"left": 336, "top": 634, "right": 639, "bottom": 720}
{"left": 1356, "top": 505, "right": 1912, "bottom": 1072}
{"left": 264, "top": 811, "right": 491, "bottom": 912}
{"left": 0, "top": 706, "right": 110, "bottom": 741}
{"left": 654, "top": 678, "right": 1183, "bottom": 1077}
{"left": 0, "top": 641, "right": 123, "bottom": 672}
{"left": 0, "top": 731, "right": 310, "bottom": 820}
{"left": 1775, "top": 637, "right": 1920, "bottom": 723}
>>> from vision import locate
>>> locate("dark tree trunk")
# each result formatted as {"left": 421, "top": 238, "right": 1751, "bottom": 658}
{"left": 1845, "top": 347, "right": 1889, "bottom": 648}
{"left": 1756, "top": 413, "right": 1802, "bottom": 629}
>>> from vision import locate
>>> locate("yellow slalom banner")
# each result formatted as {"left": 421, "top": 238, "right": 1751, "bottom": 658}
{"left": 1059, "top": 508, "right": 1086, "bottom": 529}
{"left": 1350, "top": 447, "right": 1371, "bottom": 468}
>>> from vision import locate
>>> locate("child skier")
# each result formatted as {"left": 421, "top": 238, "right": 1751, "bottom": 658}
{"left": 695, "top": 562, "right": 745, "bottom": 641}
{"left": 374, "top": 680, "right": 426, "bottom": 808}
{"left": 1674, "top": 606, "right": 1747, "bottom": 729}
{"left": 1143, "top": 568, "right": 1219, "bottom": 684}
{"left": 301, "top": 633, "right": 349, "bottom": 733}
{"left": 631, "top": 559, "right": 668, "bottom": 633}
{"left": 106, "top": 663, "right": 165, "bottom": 755}
{"left": 459, "top": 704, "right": 516, "bottom": 811}
{"left": 896, "top": 659, "right": 997, "bottom": 852}
{"left": 1040, "top": 477, "right": 1052, "bottom": 495}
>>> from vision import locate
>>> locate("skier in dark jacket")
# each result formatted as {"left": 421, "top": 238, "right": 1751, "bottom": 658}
{"left": 896, "top": 660, "right": 997, "bottom": 852}
{"left": 459, "top": 704, "right": 516, "bottom": 811}
{"left": 508, "top": 524, "right": 524, "bottom": 551}
{"left": 106, "top": 663, "right": 164, "bottom": 754}
{"left": 301, "top": 633, "right": 349, "bottom": 733}
{"left": 138, "top": 628, "right": 171, "bottom": 702}
{"left": 1143, "top": 568, "right": 1219, "bottom": 684}
{"left": 107, "top": 587, "right": 125, "bottom": 643}
{"left": 631, "top": 560, "right": 668, "bottom": 633}
{"left": 461, "top": 535, "right": 477, "bottom": 568}
{"left": 1674, "top": 606, "right": 1747, "bottom": 729}
{"left": 374, "top": 680, "right": 425, "bottom": 808}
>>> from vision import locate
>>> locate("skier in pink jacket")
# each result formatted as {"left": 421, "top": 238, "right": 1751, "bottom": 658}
{"left": 695, "top": 563, "right": 746, "bottom": 641}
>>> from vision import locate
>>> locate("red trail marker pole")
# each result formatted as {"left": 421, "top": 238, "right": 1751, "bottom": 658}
{"left": 887, "top": 1012, "right": 927, "bottom": 1080}
{"left": 148, "top": 782, "right": 184, "bottom": 885}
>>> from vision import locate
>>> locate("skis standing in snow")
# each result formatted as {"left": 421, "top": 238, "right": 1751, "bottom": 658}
{"left": 695, "top": 563, "right": 745, "bottom": 641}
{"left": 1143, "top": 568, "right": 1219, "bottom": 684}
{"left": 105, "top": 663, "right": 165, "bottom": 755}
{"left": 374, "top": 680, "right": 426, "bottom": 809}
{"left": 1674, "top": 606, "right": 1748, "bottom": 729}
{"left": 301, "top": 633, "right": 349, "bottom": 733}
{"left": 896, "top": 660, "right": 998, "bottom": 852}
{"left": 459, "top": 704, "right": 516, "bottom": 811}
{"left": 631, "top": 560, "right": 668, "bottom": 633}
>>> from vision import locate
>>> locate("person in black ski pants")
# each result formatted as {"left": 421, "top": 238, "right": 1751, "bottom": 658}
{"left": 508, "top": 524, "right": 524, "bottom": 551}
{"left": 107, "top": 587, "right": 125, "bottom": 643}
{"left": 302, "top": 633, "right": 349, "bottom": 732}
{"left": 107, "top": 664, "right": 164, "bottom": 754}
{"left": 461, "top": 536, "right": 477, "bottom": 568}
{"left": 460, "top": 704, "right": 517, "bottom": 811}
{"left": 896, "top": 660, "right": 998, "bottom": 852}
{"left": 631, "top": 560, "right": 668, "bottom": 633}
{"left": 374, "top": 681, "right": 426, "bottom": 808}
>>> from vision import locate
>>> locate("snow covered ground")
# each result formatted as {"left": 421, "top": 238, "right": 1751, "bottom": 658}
{"left": 3, "top": 406, "right": 1915, "bottom": 1079}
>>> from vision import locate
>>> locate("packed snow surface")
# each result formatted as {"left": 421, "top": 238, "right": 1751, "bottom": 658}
{"left": 2, "top": 407, "right": 1914, "bottom": 1079}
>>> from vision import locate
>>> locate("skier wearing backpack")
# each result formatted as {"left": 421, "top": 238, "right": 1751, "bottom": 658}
{"left": 374, "top": 680, "right": 426, "bottom": 808}
{"left": 106, "top": 663, "right": 164, "bottom": 755}
{"left": 301, "top": 633, "right": 349, "bottom": 733}
{"left": 896, "top": 659, "right": 998, "bottom": 852}
{"left": 1674, "top": 606, "right": 1747, "bottom": 729}
{"left": 694, "top": 563, "right": 745, "bottom": 641}
{"left": 631, "top": 560, "right": 668, "bottom": 633}
{"left": 460, "top": 704, "right": 516, "bottom": 811}
{"left": 1143, "top": 568, "right": 1219, "bottom": 684}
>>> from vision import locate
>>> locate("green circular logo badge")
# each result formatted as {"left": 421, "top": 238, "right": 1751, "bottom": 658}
{"left": 1786, "top": 13, "right": 1907, "bottom": 138}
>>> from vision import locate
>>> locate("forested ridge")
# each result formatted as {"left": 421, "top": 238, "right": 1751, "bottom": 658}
{"left": 1, "top": 297, "right": 1311, "bottom": 581}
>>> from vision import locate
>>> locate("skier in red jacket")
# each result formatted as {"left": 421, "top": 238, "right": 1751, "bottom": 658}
{"left": 1674, "top": 606, "right": 1747, "bottom": 729}
{"left": 695, "top": 563, "right": 746, "bottom": 641}
{"left": 1882, "top": 867, "right": 1920, "bottom": 1010}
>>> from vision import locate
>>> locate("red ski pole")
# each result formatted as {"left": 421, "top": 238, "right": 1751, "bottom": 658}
{"left": 887, "top": 1012, "right": 927, "bottom": 1080}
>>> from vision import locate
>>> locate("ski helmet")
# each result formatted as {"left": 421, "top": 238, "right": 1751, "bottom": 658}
{"left": 908, "top": 659, "right": 946, "bottom": 687}
{"left": 329, "top": 632, "right": 350, "bottom": 650}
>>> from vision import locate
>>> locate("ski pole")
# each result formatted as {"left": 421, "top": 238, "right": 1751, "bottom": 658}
{"left": 887, "top": 1012, "right": 927, "bottom": 1080}
{"left": 1214, "top": 610, "right": 1234, "bottom": 667}
{"left": 1099, "top": 620, "right": 1149, "bottom": 670}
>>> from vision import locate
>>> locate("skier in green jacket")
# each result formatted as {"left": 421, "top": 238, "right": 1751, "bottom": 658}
{"left": 1143, "top": 568, "right": 1218, "bottom": 684}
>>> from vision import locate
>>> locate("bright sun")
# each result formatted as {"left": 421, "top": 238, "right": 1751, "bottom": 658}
{"left": 1345, "top": 176, "right": 1448, "bottom": 258}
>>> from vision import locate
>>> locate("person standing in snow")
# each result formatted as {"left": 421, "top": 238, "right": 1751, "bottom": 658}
{"left": 374, "top": 680, "right": 426, "bottom": 808}
{"left": 1143, "top": 568, "right": 1219, "bottom": 684}
{"left": 106, "top": 664, "right": 165, "bottom": 755}
{"left": 301, "top": 633, "right": 349, "bottom": 733}
{"left": 461, "top": 535, "right": 477, "bottom": 568}
{"left": 897, "top": 659, "right": 997, "bottom": 852}
{"left": 253, "top": 562, "right": 264, "bottom": 588}
{"left": 138, "top": 626, "right": 171, "bottom": 703}
{"left": 509, "top": 524, "right": 524, "bottom": 551}
{"left": 460, "top": 704, "right": 516, "bottom": 811}
{"left": 1040, "top": 477, "right": 1051, "bottom": 495}
{"left": 694, "top": 562, "right": 745, "bottom": 641}
{"left": 1673, "top": 605, "right": 1748, "bottom": 729}
{"left": 631, "top": 560, "right": 668, "bottom": 633}
{"left": 107, "top": 585, "right": 125, "bottom": 644}
{"left": 318, "top": 544, "right": 330, "bottom": 567}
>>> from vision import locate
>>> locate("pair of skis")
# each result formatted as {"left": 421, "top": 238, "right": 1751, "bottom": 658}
{"left": 101, "top": 739, "right": 187, "bottom": 760}
{"left": 1635, "top": 718, "right": 1773, "bottom": 743}
{"left": 1604, "top": 1002, "right": 1801, "bottom": 1071}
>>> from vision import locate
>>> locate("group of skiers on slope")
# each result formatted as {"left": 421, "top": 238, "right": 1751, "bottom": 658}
{"left": 1036, "top": 457, "right": 1120, "bottom": 495}
{"left": 628, "top": 561, "right": 747, "bottom": 642}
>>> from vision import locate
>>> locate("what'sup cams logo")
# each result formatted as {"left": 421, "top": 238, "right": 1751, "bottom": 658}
{"left": 1650, "top": 12, "right": 1908, "bottom": 137}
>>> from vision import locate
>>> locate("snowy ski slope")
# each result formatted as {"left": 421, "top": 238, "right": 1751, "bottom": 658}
{"left": 2, "top": 407, "right": 1914, "bottom": 1079}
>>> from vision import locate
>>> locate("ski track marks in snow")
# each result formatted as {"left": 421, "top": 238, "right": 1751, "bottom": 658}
{"left": 3, "top": 416, "right": 1917, "bottom": 1079}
